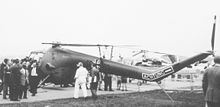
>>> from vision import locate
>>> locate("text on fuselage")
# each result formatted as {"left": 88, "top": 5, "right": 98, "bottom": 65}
{"left": 142, "top": 66, "right": 174, "bottom": 81}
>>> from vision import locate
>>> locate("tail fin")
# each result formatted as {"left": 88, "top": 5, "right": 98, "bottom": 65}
{"left": 211, "top": 15, "right": 216, "bottom": 52}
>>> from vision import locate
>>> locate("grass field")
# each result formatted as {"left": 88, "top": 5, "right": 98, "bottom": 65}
{"left": 0, "top": 90, "right": 205, "bottom": 107}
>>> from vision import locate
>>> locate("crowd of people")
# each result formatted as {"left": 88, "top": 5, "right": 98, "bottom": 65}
{"left": 0, "top": 57, "right": 40, "bottom": 101}
{"left": 0, "top": 57, "right": 129, "bottom": 101}
{"left": 73, "top": 61, "right": 122, "bottom": 99}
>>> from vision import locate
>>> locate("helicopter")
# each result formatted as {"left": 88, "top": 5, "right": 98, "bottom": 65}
{"left": 37, "top": 16, "right": 217, "bottom": 88}
{"left": 28, "top": 50, "right": 45, "bottom": 61}
{"left": 132, "top": 50, "right": 177, "bottom": 67}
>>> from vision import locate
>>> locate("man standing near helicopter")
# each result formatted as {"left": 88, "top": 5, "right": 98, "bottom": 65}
{"left": 202, "top": 56, "right": 220, "bottom": 107}
{"left": 74, "top": 62, "right": 88, "bottom": 99}
{"left": 90, "top": 63, "right": 100, "bottom": 98}
{"left": 29, "top": 60, "right": 40, "bottom": 96}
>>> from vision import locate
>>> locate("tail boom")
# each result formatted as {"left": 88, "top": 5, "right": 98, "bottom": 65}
{"left": 99, "top": 52, "right": 211, "bottom": 82}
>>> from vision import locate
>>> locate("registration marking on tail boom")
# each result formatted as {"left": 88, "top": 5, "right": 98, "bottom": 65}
{"left": 142, "top": 66, "right": 174, "bottom": 81}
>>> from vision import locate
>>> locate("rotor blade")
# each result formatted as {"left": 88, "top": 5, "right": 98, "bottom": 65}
{"left": 132, "top": 50, "right": 144, "bottom": 57}
{"left": 114, "top": 45, "right": 139, "bottom": 47}
{"left": 42, "top": 43, "right": 112, "bottom": 47}
{"left": 42, "top": 42, "right": 138, "bottom": 48}
{"left": 132, "top": 48, "right": 175, "bottom": 57}
{"left": 150, "top": 51, "right": 171, "bottom": 55}
{"left": 143, "top": 50, "right": 174, "bottom": 56}
{"left": 211, "top": 15, "right": 216, "bottom": 51}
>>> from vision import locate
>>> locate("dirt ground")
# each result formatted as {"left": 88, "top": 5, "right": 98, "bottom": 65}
{"left": 0, "top": 89, "right": 205, "bottom": 107}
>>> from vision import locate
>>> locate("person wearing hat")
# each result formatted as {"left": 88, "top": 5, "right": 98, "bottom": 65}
{"left": 0, "top": 58, "right": 10, "bottom": 99}
{"left": 9, "top": 59, "right": 21, "bottom": 101}
{"left": 202, "top": 56, "right": 220, "bottom": 107}
{"left": 89, "top": 63, "right": 100, "bottom": 99}
{"left": 29, "top": 61, "right": 40, "bottom": 96}
{"left": 74, "top": 62, "right": 88, "bottom": 98}
{"left": 19, "top": 63, "right": 29, "bottom": 99}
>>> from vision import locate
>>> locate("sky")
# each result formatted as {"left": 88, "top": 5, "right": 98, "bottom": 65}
{"left": 0, "top": 0, "right": 220, "bottom": 60}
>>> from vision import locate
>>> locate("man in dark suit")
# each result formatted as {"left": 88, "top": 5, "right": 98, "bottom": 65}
{"left": 1, "top": 59, "right": 10, "bottom": 99}
{"left": 202, "top": 56, "right": 220, "bottom": 107}
{"left": 9, "top": 59, "right": 21, "bottom": 101}
{"left": 29, "top": 61, "right": 40, "bottom": 96}
{"left": 90, "top": 64, "right": 100, "bottom": 98}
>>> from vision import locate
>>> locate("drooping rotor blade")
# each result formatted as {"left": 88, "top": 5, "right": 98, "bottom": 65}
{"left": 150, "top": 51, "right": 172, "bottom": 55}
{"left": 42, "top": 43, "right": 112, "bottom": 47}
{"left": 132, "top": 50, "right": 144, "bottom": 57}
{"left": 144, "top": 49, "right": 174, "bottom": 56}
{"left": 211, "top": 15, "right": 216, "bottom": 52}
{"left": 42, "top": 42, "right": 138, "bottom": 48}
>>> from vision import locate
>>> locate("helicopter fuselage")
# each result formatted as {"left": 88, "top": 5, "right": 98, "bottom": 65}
{"left": 39, "top": 47, "right": 98, "bottom": 84}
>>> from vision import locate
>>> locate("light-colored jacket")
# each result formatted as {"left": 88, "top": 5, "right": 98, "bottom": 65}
{"left": 74, "top": 66, "right": 88, "bottom": 83}
{"left": 20, "top": 68, "right": 29, "bottom": 86}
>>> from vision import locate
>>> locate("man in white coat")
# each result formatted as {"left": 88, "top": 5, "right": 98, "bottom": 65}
{"left": 74, "top": 62, "right": 88, "bottom": 98}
